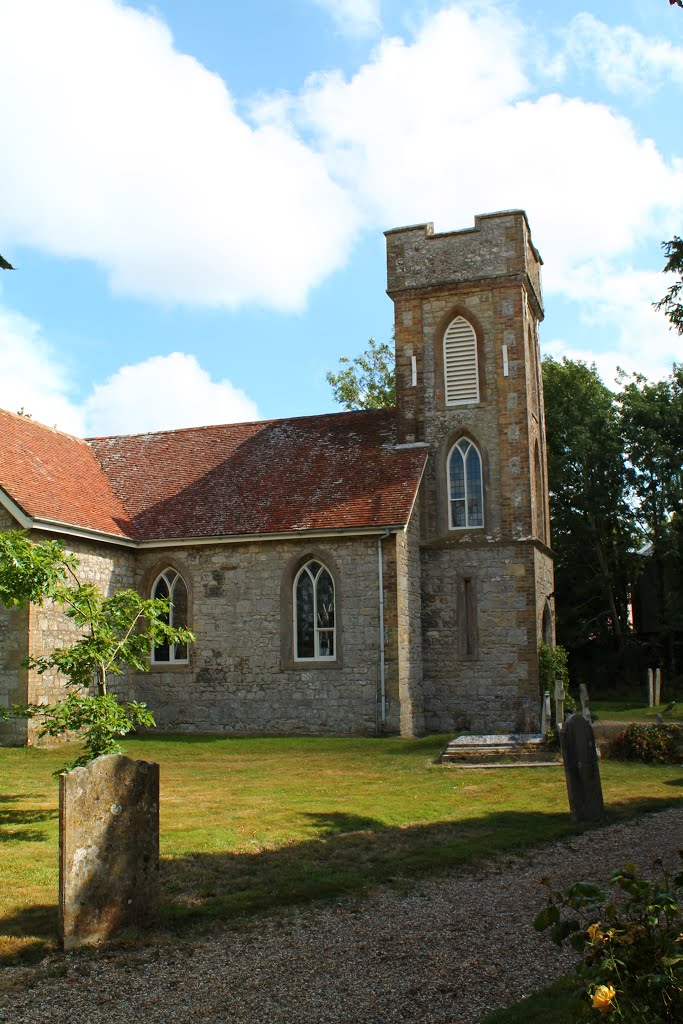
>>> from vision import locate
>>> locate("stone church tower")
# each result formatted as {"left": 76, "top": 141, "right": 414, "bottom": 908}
{"left": 386, "top": 211, "right": 554, "bottom": 734}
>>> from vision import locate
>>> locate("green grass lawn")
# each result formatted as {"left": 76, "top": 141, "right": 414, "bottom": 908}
{"left": 480, "top": 976, "right": 584, "bottom": 1023}
{"left": 1, "top": 734, "right": 682, "bottom": 964}
{"left": 591, "top": 699, "right": 683, "bottom": 723}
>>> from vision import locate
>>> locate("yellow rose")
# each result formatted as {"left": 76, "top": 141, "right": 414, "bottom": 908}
{"left": 592, "top": 984, "right": 616, "bottom": 1012}
{"left": 587, "top": 923, "right": 601, "bottom": 942}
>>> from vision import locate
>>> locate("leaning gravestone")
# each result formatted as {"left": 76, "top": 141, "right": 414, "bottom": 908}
{"left": 59, "top": 753, "right": 159, "bottom": 951}
{"left": 560, "top": 714, "right": 605, "bottom": 824}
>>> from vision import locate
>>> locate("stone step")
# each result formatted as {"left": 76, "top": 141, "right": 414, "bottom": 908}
{"left": 443, "top": 761, "right": 564, "bottom": 770}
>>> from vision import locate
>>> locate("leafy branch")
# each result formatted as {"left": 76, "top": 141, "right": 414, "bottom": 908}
{"left": 0, "top": 530, "right": 194, "bottom": 770}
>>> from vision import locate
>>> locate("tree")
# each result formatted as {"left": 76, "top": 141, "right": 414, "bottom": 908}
{"left": 326, "top": 337, "right": 395, "bottom": 410}
{"left": 619, "top": 365, "right": 683, "bottom": 668}
{"left": 0, "top": 253, "right": 13, "bottom": 270}
{"left": 0, "top": 531, "right": 194, "bottom": 769}
{"left": 654, "top": 236, "right": 683, "bottom": 335}
{"left": 542, "top": 358, "right": 635, "bottom": 655}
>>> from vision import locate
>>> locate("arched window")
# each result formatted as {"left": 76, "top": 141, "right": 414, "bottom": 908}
{"left": 542, "top": 600, "right": 554, "bottom": 646}
{"left": 443, "top": 315, "right": 479, "bottom": 405}
{"left": 448, "top": 438, "right": 483, "bottom": 529}
{"left": 151, "top": 568, "right": 189, "bottom": 663}
{"left": 294, "top": 560, "right": 335, "bottom": 660}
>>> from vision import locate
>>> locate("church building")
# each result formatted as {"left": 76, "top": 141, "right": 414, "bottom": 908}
{"left": 0, "top": 210, "right": 554, "bottom": 745}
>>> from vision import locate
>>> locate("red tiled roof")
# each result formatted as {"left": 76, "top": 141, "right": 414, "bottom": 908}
{"left": 88, "top": 410, "right": 426, "bottom": 540}
{"left": 0, "top": 408, "right": 130, "bottom": 537}
{"left": 1, "top": 407, "right": 426, "bottom": 542}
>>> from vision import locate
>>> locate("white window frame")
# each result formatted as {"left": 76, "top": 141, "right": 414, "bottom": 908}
{"left": 151, "top": 568, "right": 189, "bottom": 664}
{"left": 443, "top": 315, "right": 480, "bottom": 406}
{"left": 293, "top": 561, "right": 336, "bottom": 661}
{"left": 447, "top": 438, "right": 484, "bottom": 530}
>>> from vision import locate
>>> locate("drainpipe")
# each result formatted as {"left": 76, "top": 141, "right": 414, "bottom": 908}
{"left": 377, "top": 530, "right": 390, "bottom": 731}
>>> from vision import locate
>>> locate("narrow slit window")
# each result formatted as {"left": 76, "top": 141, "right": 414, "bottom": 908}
{"left": 458, "top": 576, "right": 479, "bottom": 660}
{"left": 151, "top": 569, "right": 189, "bottom": 663}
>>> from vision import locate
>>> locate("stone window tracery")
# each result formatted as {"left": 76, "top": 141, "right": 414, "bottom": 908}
{"left": 151, "top": 568, "right": 189, "bottom": 663}
{"left": 294, "top": 560, "right": 335, "bottom": 660}
{"left": 447, "top": 438, "right": 484, "bottom": 529}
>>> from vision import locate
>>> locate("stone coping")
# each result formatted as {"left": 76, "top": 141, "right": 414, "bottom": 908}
{"left": 448, "top": 733, "right": 544, "bottom": 747}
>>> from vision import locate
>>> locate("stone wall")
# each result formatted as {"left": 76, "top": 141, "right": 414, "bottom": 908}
{"left": 395, "top": 505, "right": 425, "bottom": 736}
{"left": 130, "top": 534, "right": 397, "bottom": 736}
{"left": 0, "top": 505, "right": 29, "bottom": 744}
{"left": 420, "top": 543, "right": 540, "bottom": 733}
{"left": 25, "top": 533, "right": 136, "bottom": 744}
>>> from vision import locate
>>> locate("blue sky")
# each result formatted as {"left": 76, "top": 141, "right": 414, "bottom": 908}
{"left": 0, "top": 0, "right": 682, "bottom": 436}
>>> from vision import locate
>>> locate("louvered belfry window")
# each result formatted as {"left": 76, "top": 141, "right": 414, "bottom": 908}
{"left": 443, "top": 316, "right": 479, "bottom": 405}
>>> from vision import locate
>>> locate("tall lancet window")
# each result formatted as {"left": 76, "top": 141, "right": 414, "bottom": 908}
{"left": 151, "top": 569, "right": 189, "bottom": 663}
{"left": 294, "top": 561, "right": 335, "bottom": 660}
{"left": 443, "top": 316, "right": 479, "bottom": 405}
{"left": 448, "top": 439, "right": 484, "bottom": 529}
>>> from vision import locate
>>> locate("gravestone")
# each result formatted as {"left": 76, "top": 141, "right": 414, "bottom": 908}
{"left": 560, "top": 714, "right": 605, "bottom": 824}
{"left": 579, "top": 683, "right": 591, "bottom": 722}
{"left": 59, "top": 753, "right": 159, "bottom": 951}
{"left": 540, "top": 690, "right": 551, "bottom": 735}
{"left": 648, "top": 667, "right": 654, "bottom": 707}
{"left": 554, "top": 678, "right": 565, "bottom": 730}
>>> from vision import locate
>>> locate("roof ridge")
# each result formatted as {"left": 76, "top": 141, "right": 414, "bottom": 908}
{"left": 0, "top": 406, "right": 90, "bottom": 446}
{"left": 86, "top": 406, "right": 394, "bottom": 443}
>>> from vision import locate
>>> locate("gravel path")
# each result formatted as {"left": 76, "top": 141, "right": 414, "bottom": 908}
{"left": 1, "top": 807, "right": 681, "bottom": 1024}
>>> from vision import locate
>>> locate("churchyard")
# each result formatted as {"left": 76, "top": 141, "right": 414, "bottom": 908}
{"left": 1, "top": 734, "right": 681, "bottom": 966}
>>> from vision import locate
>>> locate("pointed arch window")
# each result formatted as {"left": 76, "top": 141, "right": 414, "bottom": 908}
{"left": 151, "top": 568, "right": 189, "bottom": 663}
{"left": 294, "top": 560, "right": 335, "bottom": 660}
{"left": 443, "top": 315, "right": 479, "bottom": 405}
{"left": 448, "top": 439, "right": 484, "bottom": 529}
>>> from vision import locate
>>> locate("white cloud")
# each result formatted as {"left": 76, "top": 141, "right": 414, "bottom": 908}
{"left": 0, "top": 304, "right": 258, "bottom": 436}
{"left": 280, "top": 5, "right": 683, "bottom": 376}
{"left": 0, "top": 0, "right": 359, "bottom": 312}
{"left": 311, "top": 0, "right": 381, "bottom": 38}
{"left": 563, "top": 13, "right": 683, "bottom": 94}
{"left": 83, "top": 352, "right": 259, "bottom": 436}
{"left": 288, "top": 8, "right": 683, "bottom": 272}
{"left": 0, "top": 306, "right": 85, "bottom": 435}
{"left": 543, "top": 264, "right": 680, "bottom": 387}
{"left": 1, "top": 0, "right": 682, "bottom": 382}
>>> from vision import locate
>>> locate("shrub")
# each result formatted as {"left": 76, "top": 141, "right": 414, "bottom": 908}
{"left": 534, "top": 856, "right": 683, "bottom": 1022}
{"left": 539, "top": 642, "right": 577, "bottom": 713}
{"left": 615, "top": 723, "right": 680, "bottom": 764}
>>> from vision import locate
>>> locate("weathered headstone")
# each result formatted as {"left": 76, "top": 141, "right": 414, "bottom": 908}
{"left": 554, "top": 677, "right": 565, "bottom": 730}
{"left": 59, "top": 753, "right": 159, "bottom": 951}
{"left": 579, "top": 683, "right": 591, "bottom": 722}
{"left": 560, "top": 714, "right": 605, "bottom": 824}
{"left": 648, "top": 667, "right": 654, "bottom": 707}
{"left": 654, "top": 668, "right": 662, "bottom": 706}
{"left": 541, "top": 690, "right": 551, "bottom": 735}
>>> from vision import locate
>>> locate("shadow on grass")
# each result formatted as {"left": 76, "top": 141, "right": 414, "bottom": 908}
{"left": 0, "top": 803, "right": 58, "bottom": 842}
{"left": 153, "top": 794, "right": 682, "bottom": 928}
{"left": 1, "top": 794, "right": 680, "bottom": 964}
